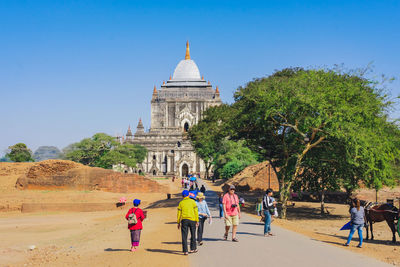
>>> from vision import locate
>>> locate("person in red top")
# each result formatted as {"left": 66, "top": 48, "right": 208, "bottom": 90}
{"left": 125, "top": 199, "right": 145, "bottom": 252}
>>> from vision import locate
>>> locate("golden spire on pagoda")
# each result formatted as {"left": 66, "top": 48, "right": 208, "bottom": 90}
{"left": 185, "top": 41, "right": 190, "bottom": 60}
{"left": 169, "top": 75, "right": 172, "bottom": 80}
{"left": 153, "top": 85, "right": 157, "bottom": 93}
{"left": 201, "top": 76, "right": 204, "bottom": 80}
{"left": 163, "top": 81, "right": 165, "bottom": 85}
{"left": 216, "top": 86, "right": 219, "bottom": 93}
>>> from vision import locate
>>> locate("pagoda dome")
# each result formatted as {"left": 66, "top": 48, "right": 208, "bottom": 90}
{"left": 172, "top": 59, "right": 201, "bottom": 80}
{"left": 172, "top": 41, "right": 201, "bottom": 81}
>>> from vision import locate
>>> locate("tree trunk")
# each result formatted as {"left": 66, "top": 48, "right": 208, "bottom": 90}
{"left": 320, "top": 189, "right": 325, "bottom": 215}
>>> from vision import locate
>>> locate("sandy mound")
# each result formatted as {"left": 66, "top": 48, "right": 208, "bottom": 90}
{"left": 6, "top": 160, "right": 167, "bottom": 193}
{"left": 0, "top": 162, "right": 35, "bottom": 191}
{"left": 222, "top": 161, "right": 279, "bottom": 192}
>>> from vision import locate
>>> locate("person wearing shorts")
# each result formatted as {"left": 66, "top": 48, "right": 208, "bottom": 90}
{"left": 222, "top": 185, "right": 241, "bottom": 242}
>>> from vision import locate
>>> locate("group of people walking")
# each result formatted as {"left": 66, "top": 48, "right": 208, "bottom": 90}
{"left": 124, "top": 183, "right": 365, "bottom": 255}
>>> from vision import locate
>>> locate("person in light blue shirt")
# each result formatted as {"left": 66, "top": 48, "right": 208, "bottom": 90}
{"left": 344, "top": 199, "right": 365, "bottom": 248}
{"left": 196, "top": 192, "right": 212, "bottom": 245}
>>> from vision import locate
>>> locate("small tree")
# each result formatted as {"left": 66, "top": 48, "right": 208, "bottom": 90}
{"left": 6, "top": 143, "right": 34, "bottom": 162}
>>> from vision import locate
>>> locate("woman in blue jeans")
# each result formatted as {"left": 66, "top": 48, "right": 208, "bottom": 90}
{"left": 263, "top": 189, "right": 276, "bottom": 236}
{"left": 344, "top": 199, "right": 365, "bottom": 248}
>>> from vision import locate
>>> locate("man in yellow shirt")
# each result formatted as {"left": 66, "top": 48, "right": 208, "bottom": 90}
{"left": 177, "top": 190, "right": 199, "bottom": 255}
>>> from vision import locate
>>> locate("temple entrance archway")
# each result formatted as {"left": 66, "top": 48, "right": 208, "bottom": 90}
{"left": 181, "top": 163, "right": 189, "bottom": 177}
{"left": 184, "top": 122, "right": 189, "bottom": 133}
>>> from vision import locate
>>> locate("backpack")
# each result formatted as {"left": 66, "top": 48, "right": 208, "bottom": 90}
{"left": 128, "top": 208, "right": 138, "bottom": 225}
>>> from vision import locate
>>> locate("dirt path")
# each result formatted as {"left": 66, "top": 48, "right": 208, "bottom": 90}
{"left": 0, "top": 206, "right": 187, "bottom": 267}
{"left": 191, "top": 180, "right": 392, "bottom": 267}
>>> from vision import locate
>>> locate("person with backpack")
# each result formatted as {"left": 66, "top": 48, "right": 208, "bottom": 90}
{"left": 263, "top": 189, "right": 277, "bottom": 237}
{"left": 125, "top": 199, "right": 146, "bottom": 252}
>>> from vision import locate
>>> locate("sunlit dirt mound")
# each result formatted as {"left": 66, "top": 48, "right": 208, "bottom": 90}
{"left": 12, "top": 160, "right": 166, "bottom": 193}
{"left": 222, "top": 161, "right": 280, "bottom": 192}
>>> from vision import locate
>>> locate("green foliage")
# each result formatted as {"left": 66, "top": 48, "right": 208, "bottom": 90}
{"left": 6, "top": 143, "right": 34, "bottom": 162}
{"left": 189, "top": 104, "right": 235, "bottom": 178}
{"left": 63, "top": 133, "right": 147, "bottom": 169}
{"left": 214, "top": 140, "right": 259, "bottom": 179}
{"left": 226, "top": 67, "right": 400, "bottom": 218}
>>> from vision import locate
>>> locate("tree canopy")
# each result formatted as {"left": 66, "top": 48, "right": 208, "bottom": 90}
{"left": 63, "top": 133, "right": 147, "bottom": 169}
{"left": 6, "top": 143, "right": 34, "bottom": 162}
{"left": 190, "top": 67, "right": 400, "bottom": 219}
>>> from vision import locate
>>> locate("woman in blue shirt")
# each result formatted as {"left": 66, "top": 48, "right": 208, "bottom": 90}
{"left": 196, "top": 192, "right": 212, "bottom": 246}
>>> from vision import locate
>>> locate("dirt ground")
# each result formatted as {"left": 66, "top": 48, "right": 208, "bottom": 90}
{"left": 0, "top": 175, "right": 187, "bottom": 267}
{"left": 204, "top": 179, "right": 400, "bottom": 266}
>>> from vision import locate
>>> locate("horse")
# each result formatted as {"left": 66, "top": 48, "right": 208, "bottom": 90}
{"left": 364, "top": 202, "right": 399, "bottom": 243}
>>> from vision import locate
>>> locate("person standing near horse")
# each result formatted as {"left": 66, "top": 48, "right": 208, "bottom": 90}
{"left": 125, "top": 199, "right": 146, "bottom": 252}
{"left": 223, "top": 185, "right": 241, "bottom": 242}
{"left": 196, "top": 192, "right": 212, "bottom": 246}
{"left": 263, "top": 189, "right": 277, "bottom": 236}
{"left": 177, "top": 190, "right": 199, "bottom": 255}
{"left": 344, "top": 199, "right": 365, "bottom": 248}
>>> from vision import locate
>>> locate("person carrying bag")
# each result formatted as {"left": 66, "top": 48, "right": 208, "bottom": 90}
{"left": 262, "top": 189, "right": 276, "bottom": 236}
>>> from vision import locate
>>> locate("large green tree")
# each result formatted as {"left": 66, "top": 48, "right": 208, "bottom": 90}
{"left": 63, "top": 133, "right": 147, "bottom": 169}
{"left": 189, "top": 104, "right": 234, "bottom": 178}
{"left": 231, "top": 68, "right": 400, "bottom": 218}
{"left": 6, "top": 143, "right": 34, "bottom": 162}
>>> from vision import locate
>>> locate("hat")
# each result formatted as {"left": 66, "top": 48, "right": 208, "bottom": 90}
{"left": 182, "top": 190, "right": 189, "bottom": 197}
{"left": 133, "top": 199, "right": 141, "bottom": 206}
{"left": 229, "top": 185, "right": 236, "bottom": 190}
{"left": 189, "top": 191, "right": 197, "bottom": 199}
{"left": 197, "top": 192, "right": 205, "bottom": 199}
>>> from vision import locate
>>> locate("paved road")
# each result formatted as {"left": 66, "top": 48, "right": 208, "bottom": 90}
{"left": 190, "top": 179, "right": 392, "bottom": 267}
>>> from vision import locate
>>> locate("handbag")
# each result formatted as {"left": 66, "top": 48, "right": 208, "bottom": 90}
{"left": 128, "top": 208, "right": 138, "bottom": 225}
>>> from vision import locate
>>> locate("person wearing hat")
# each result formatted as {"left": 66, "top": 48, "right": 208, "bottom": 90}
{"left": 223, "top": 185, "right": 241, "bottom": 242}
{"left": 125, "top": 199, "right": 146, "bottom": 252}
{"left": 177, "top": 190, "right": 199, "bottom": 255}
{"left": 196, "top": 192, "right": 212, "bottom": 246}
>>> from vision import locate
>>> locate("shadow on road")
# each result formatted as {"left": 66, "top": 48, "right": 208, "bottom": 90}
{"left": 241, "top": 222, "right": 264, "bottom": 226}
{"left": 316, "top": 232, "right": 399, "bottom": 246}
{"left": 162, "top": 241, "right": 181, "bottom": 245}
{"left": 146, "top": 248, "right": 182, "bottom": 255}
{"left": 104, "top": 248, "right": 131, "bottom": 252}
{"left": 237, "top": 231, "right": 264, "bottom": 237}
{"left": 202, "top": 237, "right": 223, "bottom": 242}
{"left": 145, "top": 194, "right": 181, "bottom": 209}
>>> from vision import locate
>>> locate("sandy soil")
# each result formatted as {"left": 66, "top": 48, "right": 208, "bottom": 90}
{"left": 0, "top": 176, "right": 188, "bottom": 267}
{"left": 203, "top": 179, "right": 400, "bottom": 266}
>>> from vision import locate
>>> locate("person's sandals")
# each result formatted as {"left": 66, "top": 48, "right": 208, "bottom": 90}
{"left": 268, "top": 233, "right": 275, "bottom": 236}
{"left": 343, "top": 243, "right": 349, "bottom": 247}
{"left": 232, "top": 237, "right": 239, "bottom": 242}
{"left": 223, "top": 233, "right": 228, "bottom": 240}
{"left": 184, "top": 252, "right": 189, "bottom": 255}
{"left": 198, "top": 241, "right": 203, "bottom": 246}
{"left": 357, "top": 245, "right": 362, "bottom": 248}
{"left": 190, "top": 249, "right": 198, "bottom": 253}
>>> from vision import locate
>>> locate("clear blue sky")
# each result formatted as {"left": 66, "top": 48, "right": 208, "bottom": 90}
{"left": 1, "top": 0, "right": 399, "bottom": 156}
